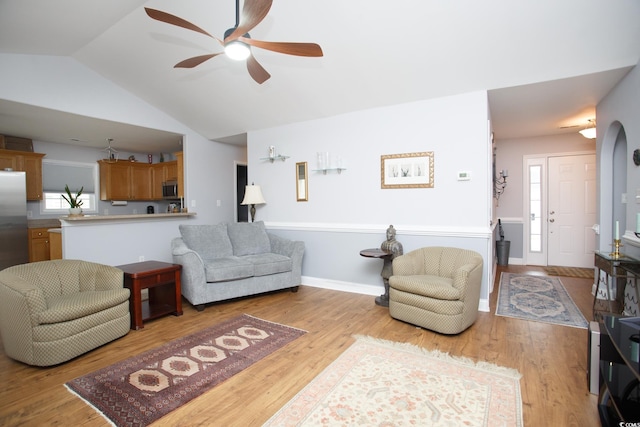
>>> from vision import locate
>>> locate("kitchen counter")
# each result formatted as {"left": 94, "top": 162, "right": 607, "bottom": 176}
{"left": 60, "top": 212, "right": 195, "bottom": 222}
{"left": 28, "top": 219, "right": 61, "bottom": 228}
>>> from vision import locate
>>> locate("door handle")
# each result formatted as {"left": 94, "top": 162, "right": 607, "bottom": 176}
{"left": 549, "top": 219, "right": 555, "bottom": 223}
{"left": 549, "top": 211, "right": 555, "bottom": 215}
{"left": 531, "top": 213, "right": 536, "bottom": 221}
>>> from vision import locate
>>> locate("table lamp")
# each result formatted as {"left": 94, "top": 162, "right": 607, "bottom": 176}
{"left": 241, "top": 183, "right": 266, "bottom": 222}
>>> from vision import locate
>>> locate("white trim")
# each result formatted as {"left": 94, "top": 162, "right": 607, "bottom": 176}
{"left": 302, "top": 276, "right": 490, "bottom": 313}
{"left": 266, "top": 222, "right": 492, "bottom": 238}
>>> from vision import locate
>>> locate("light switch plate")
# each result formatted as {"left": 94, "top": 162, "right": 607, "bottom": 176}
{"left": 457, "top": 171, "right": 471, "bottom": 181}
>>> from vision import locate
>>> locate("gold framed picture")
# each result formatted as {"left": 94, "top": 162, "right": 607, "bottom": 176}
{"left": 381, "top": 151, "right": 434, "bottom": 189}
{"left": 296, "top": 161, "right": 308, "bottom": 201}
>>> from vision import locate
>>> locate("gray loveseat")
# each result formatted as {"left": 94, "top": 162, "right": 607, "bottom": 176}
{"left": 171, "top": 221, "right": 304, "bottom": 310}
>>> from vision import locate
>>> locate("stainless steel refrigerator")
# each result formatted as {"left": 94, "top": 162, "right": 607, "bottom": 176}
{"left": 0, "top": 170, "right": 29, "bottom": 270}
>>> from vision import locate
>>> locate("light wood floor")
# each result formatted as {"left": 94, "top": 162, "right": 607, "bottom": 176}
{"left": 0, "top": 265, "right": 600, "bottom": 426}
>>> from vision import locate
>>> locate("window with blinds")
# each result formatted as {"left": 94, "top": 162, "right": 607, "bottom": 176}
{"left": 41, "top": 160, "right": 98, "bottom": 213}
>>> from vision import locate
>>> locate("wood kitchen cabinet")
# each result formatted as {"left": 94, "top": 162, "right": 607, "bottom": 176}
{"left": 150, "top": 160, "right": 177, "bottom": 199}
{"left": 98, "top": 156, "right": 182, "bottom": 201}
{"left": 174, "top": 152, "right": 184, "bottom": 198}
{"left": 99, "top": 160, "right": 153, "bottom": 201}
{"left": 0, "top": 149, "right": 45, "bottom": 200}
{"left": 99, "top": 160, "right": 131, "bottom": 200}
{"left": 29, "top": 228, "right": 50, "bottom": 262}
{"left": 130, "top": 162, "right": 152, "bottom": 200}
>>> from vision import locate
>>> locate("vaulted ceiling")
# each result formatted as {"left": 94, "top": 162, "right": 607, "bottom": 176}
{"left": 0, "top": 0, "right": 638, "bottom": 153}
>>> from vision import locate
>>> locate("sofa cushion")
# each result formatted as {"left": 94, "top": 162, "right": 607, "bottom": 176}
{"left": 203, "top": 257, "right": 254, "bottom": 282}
{"left": 227, "top": 221, "right": 271, "bottom": 256}
{"left": 389, "top": 275, "right": 462, "bottom": 300}
{"left": 37, "top": 289, "right": 131, "bottom": 324}
{"left": 180, "top": 224, "right": 233, "bottom": 259}
{"left": 241, "top": 253, "right": 293, "bottom": 277}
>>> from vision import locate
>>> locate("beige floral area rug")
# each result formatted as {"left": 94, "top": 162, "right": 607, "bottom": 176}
{"left": 65, "top": 314, "right": 305, "bottom": 427}
{"left": 264, "top": 336, "right": 523, "bottom": 426}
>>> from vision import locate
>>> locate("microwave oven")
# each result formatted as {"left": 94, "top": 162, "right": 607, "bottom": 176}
{"left": 162, "top": 180, "right": 179, "bottom": 199}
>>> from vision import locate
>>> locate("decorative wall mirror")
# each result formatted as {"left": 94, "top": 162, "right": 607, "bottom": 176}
{"left": 296, "top": 162, "right": 308, "bottom": 202}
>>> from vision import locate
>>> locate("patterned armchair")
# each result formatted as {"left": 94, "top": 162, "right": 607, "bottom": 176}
{"left": 389, "top": 247, "right": 483, "bottom": 334}
{"left": 0, "top": 260, "right": 130, "bottom": 366}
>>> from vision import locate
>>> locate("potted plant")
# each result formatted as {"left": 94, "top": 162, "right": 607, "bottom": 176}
{"left": 62, "top": 184, "right": 84, "bottom": 216}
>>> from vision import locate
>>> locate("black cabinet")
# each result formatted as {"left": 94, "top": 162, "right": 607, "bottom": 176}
{"left": 599, "top": 315, "right": 640, "bottom": 425}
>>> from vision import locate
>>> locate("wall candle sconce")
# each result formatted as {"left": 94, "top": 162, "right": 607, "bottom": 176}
{"left": 494, "top": 169, "right": 508, "bottom": 200}
{"left": 316, "top": 152, "right": 347, "bottom": 174}
{"left": 261, "top": 146, "right": 289, "bottom": 162}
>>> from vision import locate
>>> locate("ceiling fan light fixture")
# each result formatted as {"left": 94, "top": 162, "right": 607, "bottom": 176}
{"left": 579, "top": 119, "right": 597, "bottom": 139}
{"left": 225, "top": 40, "right": 251, "bottom": 60}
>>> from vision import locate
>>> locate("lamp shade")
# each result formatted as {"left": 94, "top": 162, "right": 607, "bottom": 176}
{"left": 241, "top": 185, "right": 266, "bottom": 205}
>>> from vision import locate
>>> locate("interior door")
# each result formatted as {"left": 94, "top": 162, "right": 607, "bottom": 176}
{"left": 547, "top": 154, "right": 596, "bottom": 267}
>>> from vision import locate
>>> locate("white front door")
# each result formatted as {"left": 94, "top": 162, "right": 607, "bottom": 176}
{"left": 547, "top": 154, "right": 596, "bottom": 267}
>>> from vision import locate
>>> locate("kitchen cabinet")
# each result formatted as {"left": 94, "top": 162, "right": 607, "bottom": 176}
{"left": 151, "top": 160, "right": 177, "bottom": 199}
{"left": 99, "top": 156, "right": 182, "bottom": 201}
{"left": 0, "top": 149, "right": 45, "bottom": 200}
{"left": 174, "top": 151, "right": 184, "bottom": 198}
{"left": 130, "top": 163, "right": 152, "bottom": 200}
{"left": 99, "top": 160, "right": 131, "bottom": 200}
{"left": 49, "top": 229, "right": 62, "bottom": 260}
{"left": 29, "top": 228, "right": 50, "bottom": 262}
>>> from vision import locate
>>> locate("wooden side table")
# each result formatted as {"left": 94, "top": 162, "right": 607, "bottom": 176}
{"left": 117, "top": 261, "right": 183, "bottom": 330}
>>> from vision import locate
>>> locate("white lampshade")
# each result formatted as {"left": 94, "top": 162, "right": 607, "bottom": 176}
{"left": 241, "top": 185, "right": 266, "bottom": 205}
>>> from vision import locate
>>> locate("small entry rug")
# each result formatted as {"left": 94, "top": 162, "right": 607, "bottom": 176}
{"left": 543, "top": 265, "right": 594, "bottom": 279}
{"left": 264, "top": 336, "right": 523, "bottom": 427}
{"left": 496, "top": 273, "right": 588, "bottom": 329}
{"left": 65, "top": 314, "right": 305, "bottom": 427}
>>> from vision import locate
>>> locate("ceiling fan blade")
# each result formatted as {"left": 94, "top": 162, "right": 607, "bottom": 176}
{"left": 174, "top": 53, "right": 223, "bottom": 68}
{"left": 145, "top": 7, "right": 215, "bottom": 39}
{"left": 224, "top": 0, "right": 273, "bottom": 43}
{"left": 240, "top": 38, "right": 323, "bottom": 57}
{"left": 246, "top": 54, "right": 271, "bottom": 84}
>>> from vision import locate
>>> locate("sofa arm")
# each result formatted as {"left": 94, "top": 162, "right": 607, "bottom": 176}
{"left": 268, "top": 233, "right": 305, "bottom": 283}
{"left": 0, "top": 272, "right": 47, "bottom": 327}
{"left": 171, "top": 237, "right": 207, "bottom": 301}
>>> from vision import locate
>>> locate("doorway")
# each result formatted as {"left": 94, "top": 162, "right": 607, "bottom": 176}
{"left": 236, "top": 163, "right": 248, "bottom": 222}
{"left": 525, "top": 153, "right": 596, "bottom": 268}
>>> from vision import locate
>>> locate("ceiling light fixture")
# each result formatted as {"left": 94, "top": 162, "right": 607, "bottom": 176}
{"left": 223, "top": 28, "right": 250, "bottom": 60}
{"left": 579, "top": 119, "right": 597, "bottom": 139}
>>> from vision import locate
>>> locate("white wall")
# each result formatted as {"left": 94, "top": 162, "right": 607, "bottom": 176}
{"left": 248, "top": 92, "right": 495, "bottom": 310}
{"left": 494, "top": 133, "right": 597, "bottom": 260}
{"left": 597, "top": 60, "right": 640, "bottom": 259}
{"left": 0, "top": 53, "right": 245, "bottom": 266}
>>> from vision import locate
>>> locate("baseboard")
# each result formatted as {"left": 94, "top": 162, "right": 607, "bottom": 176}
{"left": 302, "top": 276, "right": 490, "bottom": 313}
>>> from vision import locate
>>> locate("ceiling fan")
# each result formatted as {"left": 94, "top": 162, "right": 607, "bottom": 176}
{"left": 145, "top": 0, "right": 323, "bottom": 84}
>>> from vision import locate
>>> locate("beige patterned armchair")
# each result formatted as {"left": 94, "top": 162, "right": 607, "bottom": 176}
{"left": 0, "top": 260, "right": 130, "bottom": 366}
{"left": 389, "top": 247, "right": 483, "bottom": 334}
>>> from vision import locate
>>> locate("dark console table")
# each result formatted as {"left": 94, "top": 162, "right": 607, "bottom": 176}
{"left": 593, "top": 251, "right": 640, "bottom": 321}
{"left": 598, "top": 315, "right": 640, "bottom": 425}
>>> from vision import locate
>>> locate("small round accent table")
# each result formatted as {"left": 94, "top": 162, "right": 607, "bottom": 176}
{"left": 360, "top": 248, "right": 393, "bottom": 307}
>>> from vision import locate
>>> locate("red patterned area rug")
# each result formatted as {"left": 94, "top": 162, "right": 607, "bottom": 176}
{"left": 264, "top": 336, "right": 523, "bottom": 426}
{"left": 65, "top": 314, "right": 305, "bottom": 427}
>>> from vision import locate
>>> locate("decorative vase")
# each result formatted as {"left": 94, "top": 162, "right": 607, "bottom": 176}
{"left": 69, "top": 207, "right": 83, "bottom": 217}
